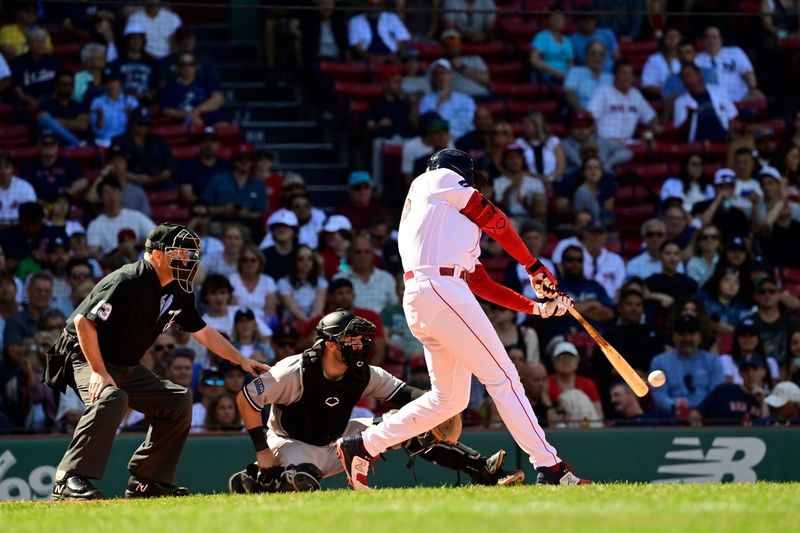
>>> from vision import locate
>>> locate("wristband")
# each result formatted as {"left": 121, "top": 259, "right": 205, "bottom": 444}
{"left": 248, "top": 427, "right": 269, "bottom": 452}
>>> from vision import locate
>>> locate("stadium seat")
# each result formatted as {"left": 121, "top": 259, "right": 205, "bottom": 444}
{"left": 320, "top": 61, "right": 370, "bottom": 82}
{"left": 153, "top": 124, "right": 190, "bottom": 146}
{"left": 172, "top": 145, "right": 199, "bottom": 161}
{"left": 0, "top": 125, "right": 29, "bottom": 148}
{"left": 60, "top": 146, "right": 100, "bottom": 167}
{"left": 489, "top": 82, "right": 545, "bottom": 100}
{"left": 407, "top": 42, "right": 443, "bottom": 60}
{"left": 506, "top": 100, "right": 559, "bottom": 120}
{"left": 461, "top": 41, "right": 510, "bottom": 60}
{"left": 8, "top": 146, "right": 38, "bottom": 165}
{"left": 333, "top": 82, "right": 383, "bottom": 103}
{"left": 146, "top": 189, "right": 180, "bottom": 205}
{"left": 488, "top": 61, "right": 525, "bottom": 82}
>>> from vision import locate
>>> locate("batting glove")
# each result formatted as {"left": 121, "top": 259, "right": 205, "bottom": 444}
{"left": 527, "top": 260, "right": 558, "bottom": 299}
{"left": 535, "top": 292, "right": 573, "bottom": 318}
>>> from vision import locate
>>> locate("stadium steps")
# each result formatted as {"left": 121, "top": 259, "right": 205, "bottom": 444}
{"left": 256, "top": 142, "right": 338, "bottom": 164}
{"left": 229, "top": 101, "right": 302, "bottom": 122}
{"left": 241, "top": 121, "right": 323, "bottom": 144}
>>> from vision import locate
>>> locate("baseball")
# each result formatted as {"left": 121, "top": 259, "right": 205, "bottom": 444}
{"left": 648, "top": 370, "right": 666, "bottom": 388}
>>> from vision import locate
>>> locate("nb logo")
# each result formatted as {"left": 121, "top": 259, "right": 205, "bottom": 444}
{"left": 135, "top": 483, "right": 149, "bottom": 493}
{"left": 52, "top": 484, "right": 64, "bottom": 495}
{"left": 653, "top": 437, "right": 766, "bottom": 484}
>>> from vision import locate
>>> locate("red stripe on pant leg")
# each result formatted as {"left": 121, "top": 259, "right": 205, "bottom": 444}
{"left": 427, "top": 280, "right": 558, "bottom": 465}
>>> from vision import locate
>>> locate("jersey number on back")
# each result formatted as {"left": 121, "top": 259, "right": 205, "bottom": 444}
{"left": 90, "top": 299, "right": 112, "bottom": 321}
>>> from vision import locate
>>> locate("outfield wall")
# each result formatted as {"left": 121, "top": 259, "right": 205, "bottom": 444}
{"left": 1, "top": 428, "right": 798, "bottom": 500}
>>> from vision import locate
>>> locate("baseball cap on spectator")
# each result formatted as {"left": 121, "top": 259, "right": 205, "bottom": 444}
{"left": 231, "top": 143, "right": 253, "bottom": 160}
{"left": 348, "top": 171, "right": 373, "bottom": 188}
{"left": 754, "top": 127, "right": 776, "bottom": 141}
{"left": 46, "top": 236, "right": 69, "bottom": 253}
{"left": 725, "top": 236, "right": 747, "bottom": 252}
{"left": 503, "top": 142, "right": 526, "bottom": 156}
{"left": 267, "top": 208, "right": 298, "bottom": 228}
{"left": 735, "top": 317, "right": 759, "bottom": 336}
{"left": 674, "top": 314, "right": 701, "bottom": 333}
{"left": 751, "top": 254, "right": 771, "bottom": 271}
{"left": 758, "top": 166, "right": 781, "bottom": 181}
{"left": 200, "top": 126, "right": 218, "bottom": 140}
{"left": 101, "top": 65, "right": 121, "bottom": 83}
{"left": 552, "top": 341, "right": 579, "bottom": 359}
{"left": 713, "top": 168, "right": 736, "bottom": 186}
{"left": 754, "top": 274, "right": 779, "bottom": 290}
{"left": 569, "top": 111, "right": 595, "bottom": 128}
{"left": 118, "top": 228, "right": 136, "bottom": 243}
{"left": 419, "top": 111, "right": 443, "bottom": 132}
{"left": 282, "top": 172, "right": 306, "bottom": 189}
{"left": 234, "top": 307, "right": 256, "bottom": 322}
{"left": 428, "top": 58, "right": 452, "bottom": 75}
{"left": 426, "top": 118, "right": 450, "bottom": 134}
{"left": 765, "top": 381, "right": 800, "bottom": 408}
{"left": 322, "top": 214, "right": 352, "bottom": 233}
{"left": 130, "top": 106, "right": 152, "bottom": 125}
{"left": 38, "top": 129, "right": 58, "bottom": 144}
{"left": 739, "top": 353, "right": 765, "bottom": 369}
{"left": 91, "top": 9, "right": 116, "bottom": 22}
{"left": 441, "top": 29, "right": 461, "bottom": 43}
{"left": 584, "top": 219, "right": 607, "bottom": 233}
{"left": 124, "top": 21, "right": 146, "bottom": 36}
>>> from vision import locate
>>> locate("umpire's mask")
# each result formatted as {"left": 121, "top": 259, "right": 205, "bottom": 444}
{"left": 146, "top": 224, "right": 202, "bottom": 293}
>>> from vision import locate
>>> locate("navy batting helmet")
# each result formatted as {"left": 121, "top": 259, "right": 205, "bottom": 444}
{"left": 427, "top": 148, "right": 476, "bottom": 186}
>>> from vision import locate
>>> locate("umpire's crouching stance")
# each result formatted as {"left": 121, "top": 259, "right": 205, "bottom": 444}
{"left": 44, "top": 224, "right": 269, "bottom": 501}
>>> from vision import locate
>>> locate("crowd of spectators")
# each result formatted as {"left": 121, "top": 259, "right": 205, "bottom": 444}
{"left": 2, "top": 1, "right": 800, "bottom": 435}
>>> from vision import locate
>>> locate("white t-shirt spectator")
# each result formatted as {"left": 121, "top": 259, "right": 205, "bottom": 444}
{"left": 660, "top": 178, "right": 714, "bottom": 213}
{"left": 695, "top": 46, "right": 754, "bottom": 102}
{"left": 584, "top": 247, "right": 626, "bottom": 300}
{"left": 259, "top": 208, "right": 326, "bottom": 250}
{"left": 588, "top": 85, "right": 656, "bottom": 142}
{"left": 277, "top": 277, "right": 328, "bottom": 317}
{"left": 86, "top": 208, "right": 156, "bottom": 255}
{"left": 419, "top": 90, "right": 476, "bottom": 139}
{"left": 128, "top": 8, "right": 183, "bottom": 58}
{"left": 201, "top": 251, "right": 237, "bottom": 278}
{"left": 229, "top": 272, "right": 277, "bottom": 323}
{"left": 348, "top": 12, "right": 410, "bottom": 54}
{"left": 493, "top": 175, "right": 546, "bottom": 217}
{"left": 0, "top": 177, "right": 37, "bottom": 226}
{"left": 641, "top": 53, "right": 680, "bottom": 90}
{"left": 517, "top": 136, "right": 560, "bottom": 176}
{"left": 202, "top": 305, "right": 272, "bottom": 338}
{"left": 443, "top": 0, "right": 497, "bottom": 35}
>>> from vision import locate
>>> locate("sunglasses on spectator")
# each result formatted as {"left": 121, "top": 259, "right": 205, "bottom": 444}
{"left": 292, "top": 203, "right": 310, "bottom": 209}
{"left": 178, "top": 61, "right": 196, "bottom": 67}
{"left": 563, "top": 256, "right": 583, "bottom": 263}
{"left": 701, "top": 234, "right": 719, "bottom": 240}
{"left": 297, "top": 254, "right": 313, "bottom": 261}
{"left": 192, "top": 211, "right": 210, "bottom": 218}
{"left": 202, "top": 378, "right": 225, "bottom": 387}
{"left": 70, "top": 271, "right": 92, "bottom": 280}
{"left": 492, "top": 129, "right": 511, "bottom": 135}
{"left": 757, "top": 288, "right": 778, "bottom": 295}
{"left": 351, "top": 249, "right": 372, "bottom": 255}
{"left": 153, "top": 343, "right": 175, "bottom": 352}
{"left": 645, "top": 231, "right": 664, "bottom": 237}
{"left": 241, "top": 256, "right": 259, "bottom": 263}
{"left": 352, "top": 183, "right": 371, "bottom": 191}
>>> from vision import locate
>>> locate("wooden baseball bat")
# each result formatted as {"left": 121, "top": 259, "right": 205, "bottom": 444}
{"left": 568, "top": 307, "right": 650, "bottom": 397}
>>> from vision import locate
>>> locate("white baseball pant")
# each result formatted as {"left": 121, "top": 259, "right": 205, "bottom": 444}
{"left": 361, "top": 274, "right": 561, "bottom": 468}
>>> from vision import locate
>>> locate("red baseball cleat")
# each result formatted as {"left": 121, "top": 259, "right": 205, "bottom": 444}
{"left": 336, "top": 434, "right": 375, "bottom": 490}
{"left": 536, "top": 462, "right": 592, "bottom": 485}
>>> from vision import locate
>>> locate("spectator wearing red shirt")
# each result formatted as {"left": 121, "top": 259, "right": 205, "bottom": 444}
{"left": 547, "top": 341, "right": 604, "bottom": 422}
{"left": 334, "top": 171, "right": 389, "bottom": 232}
{"left": 302, "top": 277, "right": 386, "bottom": 365}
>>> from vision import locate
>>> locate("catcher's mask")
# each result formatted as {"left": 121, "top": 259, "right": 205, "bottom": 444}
{"left": 145, "top": 224, "right": 201, "bottom": 293}
{"left": 314, "top": 309, "right": 377, "bottom": 368}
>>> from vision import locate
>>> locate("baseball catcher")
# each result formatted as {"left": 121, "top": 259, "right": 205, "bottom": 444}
{"left": 231, "top": 309, "right": 524, "bottom": 493}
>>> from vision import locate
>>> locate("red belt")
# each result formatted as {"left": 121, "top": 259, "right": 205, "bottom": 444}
{"left": 404, "top": 267, "right": 468, "bottom": 282}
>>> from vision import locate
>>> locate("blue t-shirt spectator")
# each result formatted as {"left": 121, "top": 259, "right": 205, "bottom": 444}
{"left": 531, "top": 30, "right": 573, "bottom": 81}
{"left": 564, "top": 67, "right": 613, "bottom": 109}
{"left": 161, "top": 74, "right": 227, "bottom": 124}
{"left": 650, "top": 347, "right": 724, "bottom": 412}
{"left": 545, "top": 275, "right": 613, "bottom": 340}
{"left": 696, "top": 383, "right": 764, "bottom": 424}
{"left": 662, "top": 67, "right": 717, "bottom": 98}
{"left": 90, "top": 94, "right": 138, "bottom": 146}
{"left": 178, "top": 157, "right": 230, "bottom": 200}
{"left": 203, "top": 172, "right": 267, "bottom": 214}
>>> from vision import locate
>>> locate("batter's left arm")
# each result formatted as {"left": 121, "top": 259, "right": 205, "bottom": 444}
{"left": 467, "top": 263, "right": 569, "bottom": 318}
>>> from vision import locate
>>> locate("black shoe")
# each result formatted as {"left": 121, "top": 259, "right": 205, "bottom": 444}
{"left": 125, "top": 475, "right": 191, "bottom": 498}
{"left": 51, "top": 475, "right": 105, "bottom": 501}
{"left": 536, "top": 462, "right": 592, "bottom": 485}
{"left": 228, "top": 464, "right": 260, "bottom": 494}
{"left": 335, "top": 434, "right": 375, "bottom": 490}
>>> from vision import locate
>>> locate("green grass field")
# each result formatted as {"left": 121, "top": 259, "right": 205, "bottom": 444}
{"left": 2, "top": 484, "right": 798, "bottom": 532}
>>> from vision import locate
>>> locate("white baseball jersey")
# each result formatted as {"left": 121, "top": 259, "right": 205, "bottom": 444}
{"left": 695, "top": 47, "right": 753, "bottom": 102}
{"left": 398, "top": 168, "right": 481, "bottom": 272}
{"left": 0, "top": 177, "right": 37, "bottom": 226}
{"left": 361, "top": 166, "right": 562, "bottom": 469}
{"left": 641, "top": 52, "right": 680, "bottom": 89}
{"left": 588, "top": 85, "right": 656, "bottom": 142}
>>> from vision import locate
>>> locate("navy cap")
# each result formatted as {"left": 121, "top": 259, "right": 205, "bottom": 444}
{"left": 130, "top": 106, "right": 152, "bottom": 125}
{"left": 101, "top": 65, "right": 121, "bottom": 83}
{"left": 726, "top": 236, "right": 747, "bottom": 251}
{"left": 674, "top": 314, "right": 700, "bottom": 333}
{"left": 735, "top": 317, "right": 758, "bottom": 335}
{"left": 584, "top": 220, "right": 607, "bottom": 233}
{"left": 739, "top": 353, "right": 765, "bottom": 369}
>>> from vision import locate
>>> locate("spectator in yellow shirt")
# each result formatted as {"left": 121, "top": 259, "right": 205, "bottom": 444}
{"left": 0, "top": 2, "right": 52, "bottom": 59}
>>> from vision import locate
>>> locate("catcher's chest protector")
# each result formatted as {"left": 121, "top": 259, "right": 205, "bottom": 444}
{"left": 278, "top": 350, "right": 370, "bottom": 446}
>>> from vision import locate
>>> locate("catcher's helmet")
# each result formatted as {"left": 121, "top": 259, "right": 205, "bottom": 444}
{"left": 427, "top": 148, "right": 476, "bottom": 186}
{"left": 314, "top": 309, "right": 377, "bottom": 368}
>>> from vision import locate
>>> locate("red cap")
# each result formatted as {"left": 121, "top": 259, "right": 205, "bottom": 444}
{"left": 570, "top": 111, "right": 595, "bottom": 128}
{"left": 118, "top": 228, "right": 136, "bottom": 243}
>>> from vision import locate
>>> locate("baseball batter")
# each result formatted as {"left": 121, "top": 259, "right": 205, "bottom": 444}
{"left": 337, "top": 149, "right": 591, "bottom": 488}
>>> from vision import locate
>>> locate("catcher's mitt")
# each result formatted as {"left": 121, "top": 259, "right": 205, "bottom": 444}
{"left": 430, "top": 413, "right": 462, "bottom": 445}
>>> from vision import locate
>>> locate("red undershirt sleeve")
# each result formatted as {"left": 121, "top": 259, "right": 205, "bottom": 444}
{"left": 467, "top": 263, "right": 535, "bottom": 314}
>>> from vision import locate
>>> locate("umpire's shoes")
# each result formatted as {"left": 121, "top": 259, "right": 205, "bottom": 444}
{"left": 51, "top": 475, "right": 105, "bottom": 501}
{"left": 125, "top": 475, "right": 191, "bottom": 498}
{"left": 536, "top": 462, "right": 592, "bottom": 485}
{"left": 336, "top": 434, "right": 375, "bottom": 490}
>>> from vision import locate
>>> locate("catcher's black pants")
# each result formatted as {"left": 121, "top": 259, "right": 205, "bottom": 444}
{"left": 57, "top": 354, "right": 193, "bottom": 483}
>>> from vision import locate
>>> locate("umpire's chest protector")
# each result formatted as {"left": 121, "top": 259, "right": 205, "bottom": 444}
{"left": 278, "top": 350, "right": 370, "bottom": 446}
